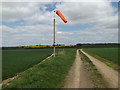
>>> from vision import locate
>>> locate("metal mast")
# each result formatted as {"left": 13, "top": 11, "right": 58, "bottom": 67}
{"left": 53, "top": 11, "right": 55, "bottom": 57}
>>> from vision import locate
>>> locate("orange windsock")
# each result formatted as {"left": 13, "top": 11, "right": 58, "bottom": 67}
{"left": 56, "top": 10, "right": 67, "bottom": 23}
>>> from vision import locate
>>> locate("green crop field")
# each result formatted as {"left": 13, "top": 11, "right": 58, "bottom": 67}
{"left": 2, "top": 49, "right": 53, "bottom": 80}
{"left": 83, "top": 48, "right": 118, "bottom": 65}
{"left": 3, "top": 48, "right": 76, "bottom": 88}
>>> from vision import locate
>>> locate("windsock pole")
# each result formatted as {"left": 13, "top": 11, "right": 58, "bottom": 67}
{"left": 53, "top": 11, "right": 55, "bottom": 57}
{"left": 53, "top": 10, "right": 67, "bottom": 57}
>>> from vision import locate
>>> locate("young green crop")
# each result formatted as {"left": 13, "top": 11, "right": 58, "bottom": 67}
{"left": 3, "top": 48, "right": 76, "bottom": 88}
{"left": 2, "top": 49, "right": 53, "bottom": 80}
{"left": 83, "top": 48, "right": 118, "bottom": 65}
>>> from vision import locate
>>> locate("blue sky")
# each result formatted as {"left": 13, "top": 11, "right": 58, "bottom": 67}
{"left": 111, "top": 2, "right": 118, "bottom": 8}
{"left": 1, "top": 2, "right": 118, "bottom": 46}
{"left": 2, "top": 20, "right": 26, "bottom": 27}
{"left": 45, "top": 2, "right": 57, "bottom": 12}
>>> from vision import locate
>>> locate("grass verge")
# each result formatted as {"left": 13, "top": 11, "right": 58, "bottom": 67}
{"left": 83, "top": 49, "right": 120, "bottom": 71}
{"left": 3, "top": 48, "right": 76, "bottom": 88}
{"left": 79, "top": 50, "right": 108, "bottom": 88}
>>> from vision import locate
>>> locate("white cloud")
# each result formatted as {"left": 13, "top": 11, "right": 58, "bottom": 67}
{"left": 55, "top": 1, "right": 117, "bottom": 25}
{"left": 54, "top": 1, "right": 118, "bottom": 44}
{"left": 2, "top": 24, "right": 57, "bottom": 46}
{"left": 2, "top": 1, "right": 118, "bottom": 46}
{"left": 2, "top": 2, "right": 52, "bottom": 23}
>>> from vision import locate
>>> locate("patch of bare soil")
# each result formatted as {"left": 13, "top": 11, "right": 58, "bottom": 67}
{"left": 57, "top": 49, "right": 65, "bottom": 55}
{"left": 80, "top": 49, "right": 118, "bottom": 88}
{"left": 63, "top": 50, "right": 93, "bottom": 88}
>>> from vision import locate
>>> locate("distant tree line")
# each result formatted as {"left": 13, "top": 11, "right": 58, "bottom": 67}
{"left": 76, "top": 43, "right": 119, "bottom": 48}
{"left": 2, "top": 43, "right": 119, "bottom": 49}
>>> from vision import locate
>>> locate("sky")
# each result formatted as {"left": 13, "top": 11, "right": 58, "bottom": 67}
{"left": 0, "top": 1, "right": 119, "bottom": 46}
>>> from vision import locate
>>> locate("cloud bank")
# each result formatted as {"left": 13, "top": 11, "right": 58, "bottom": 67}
{"left": 1, "top": 1, "right": 118, "bottom": 46}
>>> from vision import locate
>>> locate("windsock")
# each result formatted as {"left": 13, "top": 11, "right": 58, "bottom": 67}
{"left": 56, "top": 10, "right": 67, "bottom": 23}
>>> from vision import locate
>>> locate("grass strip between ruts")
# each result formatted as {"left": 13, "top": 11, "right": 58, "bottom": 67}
{"left": 79, "top": 50, "right": 108, "bottom": 88}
